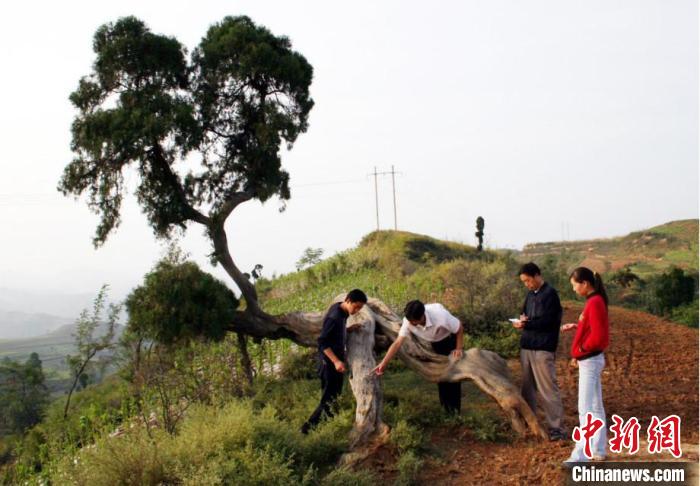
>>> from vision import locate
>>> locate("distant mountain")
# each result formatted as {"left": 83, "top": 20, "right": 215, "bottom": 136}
{"left": 0, "top": 321, "right": 124, "bottom": 372}
{"left": 518, "top": 219, "right": 699, "bottom": 276}
{"left": 0, "top": 288, "right": 97, "bottom": 319}
{"left": 0, "top": 311, "right": 74, "bottom": 340}
{"left": 0, "top": 288, "right": 125, "bottom": 339}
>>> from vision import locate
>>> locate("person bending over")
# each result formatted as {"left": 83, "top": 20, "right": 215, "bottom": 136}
{"left": 373, "top": 300, "right": 463, "bottom": 414}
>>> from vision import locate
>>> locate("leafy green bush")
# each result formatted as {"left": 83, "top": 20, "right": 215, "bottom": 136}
{"left": 219, "top": 445, "right": 308, "bottom": 486}
{"left": 125, "top": 254, "right": 239, "bottom": 345}
{"left": 58, "top": 428, "right": 175, "bottom": 486}
{"left": 278, "top": 348, "right": 318, "bottom": 381}
{"left": 645, "top": 267, "right": 697, "bottom": 315}
{"left": 463, "top": 325, "right": 520, "bottom": 359}
{"left": 431, "top": 258, "right": 522, "bottom": 335}
{"left": 460, "top": 408, "right": 512, "bottom": 442}
{"left": 395, "top": 450, "right": 423, "bottom": 486}
{"left": 669, "top": 299, "right": 699, "bottom": 328}
{"left": 321, "top": 466, "right": 378, "bottom": 486}
{"left": 390, "top": 420, "right": 424, "bottom": 453}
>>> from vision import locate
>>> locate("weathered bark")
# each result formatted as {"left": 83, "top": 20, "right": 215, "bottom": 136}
{"left": 344, "top": 304, "right": 390, "bottom": 453}
{"left": 363, "top": 298, "right": 547, "bottom": 439}
{"left": 236, "top": 332, "right": 254, "bottom": 387}
{"left": 226, "top": 296, "right": 547, "bottom": 443}
{"left": 210, "top": 223, "right": 262, "bottom": 315}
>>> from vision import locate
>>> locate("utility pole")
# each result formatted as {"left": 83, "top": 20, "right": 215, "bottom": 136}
{"left": 373, "top": 166, "right": 379, "bottom": 230}
{"left": 390, "top": 165, "right": 397, "bottom": 230}
{"left": 369, "top": 166, "right": 400, "bottom": 231}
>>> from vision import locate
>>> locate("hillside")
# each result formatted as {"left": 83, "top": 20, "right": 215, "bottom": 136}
{"left": 259, "top": 230, "right": 489, "bottom": 315}
{"left": 0, "top": 322, "right": 124, "bottom": 373}
{"left": 3, "top": 223, "right": 697, "bottom": 484}
{"left": 519, "top": 219, "right": 699, "bottom": 277}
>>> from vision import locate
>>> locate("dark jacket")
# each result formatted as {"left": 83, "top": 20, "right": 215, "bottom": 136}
{"left": 520, "top": 282, "right": 562, "bottom": 352}
{"left": 317, "top": 302, "right": 349, "bottom": 361}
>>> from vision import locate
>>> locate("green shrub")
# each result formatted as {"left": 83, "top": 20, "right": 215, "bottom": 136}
{"left": 218, "top": 445, "right": 301, "bottom": 486}
{"left": 125, "top": 256, "right": 239, "bottom": 345}
{"left": 461, "top": 408, "right": 511, "bottom": 442}
{"left": 390, "top": 420, "right": 423, "bottom": 453}
{"left": 321, "top": 466, "right": 378, "bottom": 486}
{"left": 59, "top": 428, "right": 175, "bottom": 486}
{"left": 464, "top": 325, "right": 520, "bottom": 359}
{"left": 278, "top": 348, "right": 318, "bottom": 381}
{"left": 431, "top": 258, "right": 522, "bottom": 336}
{"left": 670, "top": 299, "right": 699, "bottom": 328}
{"left": 395, "top": 450, "right": 423, "bottom": 486}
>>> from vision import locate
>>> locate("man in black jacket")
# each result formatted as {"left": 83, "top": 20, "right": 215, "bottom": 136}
{"left": 513, "top": 262, "right": 565, "bottom": 441}
{"left": 301, "top": 289, "right": 367, "bottom": 434}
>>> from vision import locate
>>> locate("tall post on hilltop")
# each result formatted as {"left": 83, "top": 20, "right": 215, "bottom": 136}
{"left": 373, "top": 166, "right": 379, "bottom": 231}
{"left": 391, "top": 165, "right": 397, "bottom": 230}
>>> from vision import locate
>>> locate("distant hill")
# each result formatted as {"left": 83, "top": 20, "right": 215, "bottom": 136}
{"left": 0, "top": 311, "right": 74, "bottom": 340}
{"left": 518, "top": 219, "right": 698, "bottom": 277}
{"left": 0, "top": 288, "right": 97, "bottom": 319}
{"left": 0, "top": 322, "right": 124, "bottom": 374}
{"left": 258, "top": 230, "right": 487, "bottom": 315}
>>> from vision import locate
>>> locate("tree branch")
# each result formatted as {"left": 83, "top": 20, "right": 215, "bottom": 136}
{"left": 148, "top": 144, "right": 211, "bottom": 226}
{"left": 210, "top": 224, "right": 263, "bottom": 315}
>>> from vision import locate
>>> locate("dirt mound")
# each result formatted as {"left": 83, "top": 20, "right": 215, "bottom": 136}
{"left": 386, "top": 304, "right": 698, "bottom": 484}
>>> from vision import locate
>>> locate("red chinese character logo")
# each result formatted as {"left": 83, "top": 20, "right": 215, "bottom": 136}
{"left": 572, "top": 412, "right": 605, "bottom": 459}
{"left": 647, "top": 415, "right": 682, "bottom": 458}
{"left": 608, "top": 414, "right": 640, "bottom": 454}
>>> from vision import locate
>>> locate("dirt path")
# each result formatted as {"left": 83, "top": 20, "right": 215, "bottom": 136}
{"left": 397, "top": 304, "right": 698, "bottom": 484}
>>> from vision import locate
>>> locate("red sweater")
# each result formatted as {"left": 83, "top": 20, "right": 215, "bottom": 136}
{"left": 571, "top": 294, "right": 609, "bottom": 360}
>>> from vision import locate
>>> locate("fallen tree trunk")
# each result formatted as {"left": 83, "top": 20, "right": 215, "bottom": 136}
{"left": 363, "top": 298, "right": 547, "bottom": 439}
{"left": 227, "top": 295, "right": 547, "bottom": 445}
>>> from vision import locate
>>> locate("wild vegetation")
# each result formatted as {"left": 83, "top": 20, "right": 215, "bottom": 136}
{"left": 1, "top": 223, "right": 698, "bottom": 484}
{"left": 522, "top": 220, "right": 699, "bottom": 328}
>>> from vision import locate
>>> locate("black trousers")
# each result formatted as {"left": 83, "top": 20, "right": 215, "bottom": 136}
{"left": 432, "top": 334, "right": 461, "bottom": 414}
{"left": 306, "top": 355, "right": 344, "bottom": 427}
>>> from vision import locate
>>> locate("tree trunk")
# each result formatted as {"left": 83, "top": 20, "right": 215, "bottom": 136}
{"left": 236, "top": 332, "right": 254, "bottom": 388}
{"left": 363, "top": 298, "right": 546, "bottom": 439}
{"left": 227, "top": 296, "right": 547, "bottom": 443}
{"left": 343, "top": 302, "right": 390, "bottom": 461}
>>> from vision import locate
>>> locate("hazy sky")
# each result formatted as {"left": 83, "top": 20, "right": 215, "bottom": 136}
{"left": 0, "top": 0, "right": 697, "bottom": 303}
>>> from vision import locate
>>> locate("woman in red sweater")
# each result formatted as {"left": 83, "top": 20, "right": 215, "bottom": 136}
{"left": 561, "top": 267, "right": 610, "bottom": 464}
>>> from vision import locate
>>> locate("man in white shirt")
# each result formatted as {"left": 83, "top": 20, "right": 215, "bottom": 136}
{"left": 373, "top": 300, "right": 464, "bottom": 413}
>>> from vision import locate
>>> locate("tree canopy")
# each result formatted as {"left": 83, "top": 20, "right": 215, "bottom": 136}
{"left": 59, "top": 15, "right": 313, "bottom": 251}
{"left": 0, "top": 354, "right": 49, "bottom": 435}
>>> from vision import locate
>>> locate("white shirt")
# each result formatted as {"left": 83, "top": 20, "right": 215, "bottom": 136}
{"left": 398, "top": 303, "right": 461, "bottom": 342}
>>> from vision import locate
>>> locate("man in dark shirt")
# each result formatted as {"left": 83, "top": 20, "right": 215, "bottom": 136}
{"left": 513, "top": 262, "right": 565, "bottom": 441}
{"left": 301, "top": 288, "right": 368, "bottom": 434}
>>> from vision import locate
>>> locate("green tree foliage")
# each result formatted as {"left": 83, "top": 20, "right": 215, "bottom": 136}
{"left": 124, "top": 254, "right": 239, "bottom": 345}
{"left": 645, "top": 267, "right": 697, "bottom": 315}
{"left": 0, "top": 353, "right": 49, "bottom": 435}
{"left": 57, "top": 16, "right": 313, "bottom": 314}
{"left": 295, "top": 247, "right": 323, "bottom": 271}
{"left": 64, "top": 286, "right": 120, "bottom": 419}
{"left": 609, "top": 266, "right": 641, "bottom": 288}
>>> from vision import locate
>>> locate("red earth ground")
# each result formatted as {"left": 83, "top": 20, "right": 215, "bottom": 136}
{"left": 366, "top": 304, "right": 699, "bottom": 485}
